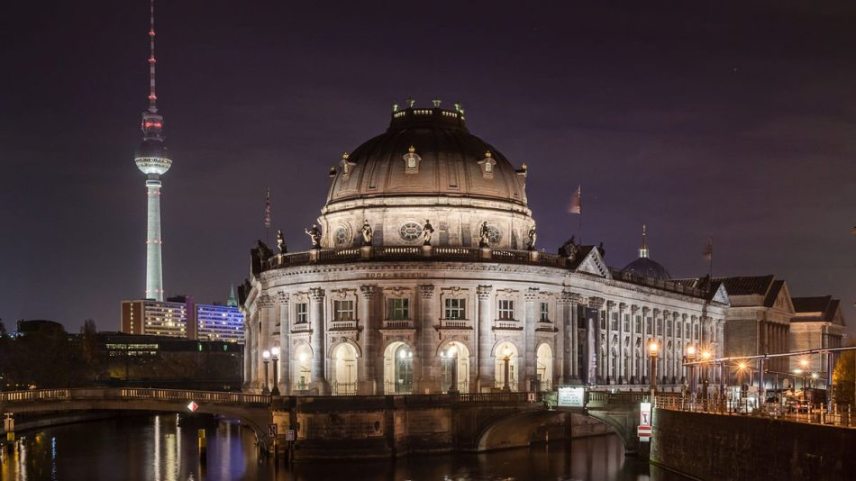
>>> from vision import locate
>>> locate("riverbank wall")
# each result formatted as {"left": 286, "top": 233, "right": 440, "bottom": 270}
{"left": 650, "top": 408, "right": 856, "bottom": 481}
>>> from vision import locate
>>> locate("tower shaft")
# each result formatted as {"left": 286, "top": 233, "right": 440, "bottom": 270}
{"left": 145, "top": 179, "right": 165, "bottom": 301}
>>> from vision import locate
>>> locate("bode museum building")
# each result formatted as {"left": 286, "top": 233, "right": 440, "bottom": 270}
{"left": 241, "top": 102, "right": 753, "bottom": 396}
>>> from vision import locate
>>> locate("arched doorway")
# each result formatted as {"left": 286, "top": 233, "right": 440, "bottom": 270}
{"left": 292, "top": 344, "right": 312, "bottom": 392}
{"left": 332, "top": 343, "right": 358, "bottom": 395}
{"left": 494, "top": 342, "right": 519, "bottom": 391}
{"left": 536, "top": 343, "right": 553, "bottom": 391}
{"left": 383, "top": 341, "right": 414, "bottom": 394}
{"left": 440, "top": 341, "right": 470, "bottom": 393}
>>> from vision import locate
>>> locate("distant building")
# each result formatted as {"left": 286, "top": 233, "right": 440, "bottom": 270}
{"left": 718, "top": 275, "right": 794, "bottom": 374}
{"left": 100, "top": 332, "right": 243, "bottom": 390}
{"left": 120, "top": 289, "right": 244, "bottom": 343}
{"left": 14, "top": 319, "right": 66, "bottom": 337}
{"left": 790, "top": 296, "right": 845, "bottom": 376}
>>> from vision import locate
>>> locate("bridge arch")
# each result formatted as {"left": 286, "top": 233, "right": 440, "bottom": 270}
{"left": 0, "top": 389, "right": 274, "bottom": 452}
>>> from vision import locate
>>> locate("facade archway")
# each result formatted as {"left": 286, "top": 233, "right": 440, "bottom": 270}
{"left": 536, "top": 343, "right": 553, "bottom": 391}
{"left": 439, "top": 341, "right": 470, "bottom": 393}
{"left": 494, "top": 341, "right": 519, "bottom": 391}
{"left": 332, "top": 343, "right": 358, "bottom": 395}
{"left": 383, "top": 341, "right": 414, "bottom": 394}
{"left": 292, "top": 344, "right": 313, "bottom": 392}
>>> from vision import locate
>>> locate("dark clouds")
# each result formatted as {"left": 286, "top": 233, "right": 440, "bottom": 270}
{"left": 1, "top": 1, "right": 855, "bottom": 335}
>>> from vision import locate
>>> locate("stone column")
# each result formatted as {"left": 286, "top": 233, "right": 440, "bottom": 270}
{"left": 524, "top": 288, "right": 538, "bottom": 391}
{"left": 568, "top": 293, "right": 582, "bottom": 383}
{"left": 639, "top": 306, "right": 654, "bottom": 383}
{"left": 680, "top": 313, "right": 688, "bottom": 381}
{"left": 618, "top": 302, "right": 626, "bottom": 383}
{"left": 476, "top": 285, "right": 493, "bottom": 393}
{"left": 605, "top": 300, "right": 615, "bottom": 383}
{"left": 309, "top": 287, "right": 328, "bottom": 394}
{"left": 557, "top": 290, "right": 572, "bottom": 384}
{"left": 278, "top": 296, "right": 289, "bottom": 394}
{"left": 257, "top": 294, "right": 273, "bottom": 391}
{"left": 588, "top": 297, "right": 604, "bottom": 384}
{"left": 243, "top": 315, "right": 253, "bottom": 390}
{"left": 630, "top": 305, "right": 639, "bottom": 383}
{"left": 418, "top": 284, "right": 436, "bottom": 393}
{"left": 359, "top": 285, "right": 376, "bottom": 394}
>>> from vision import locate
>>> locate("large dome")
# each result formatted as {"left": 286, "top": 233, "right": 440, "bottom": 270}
{"left": 325, "top": 106, "right": 527, "bottom": 208}
{"left": 316, "top": 104, "right": 535, "bottom": 250}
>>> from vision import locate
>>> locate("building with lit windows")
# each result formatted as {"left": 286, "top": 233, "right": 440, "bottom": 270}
{"left": 121, "top": 289, "right": 244, "bottom": 343}
{"left": 239, "top": 102, "right": 734, "bottom": 396}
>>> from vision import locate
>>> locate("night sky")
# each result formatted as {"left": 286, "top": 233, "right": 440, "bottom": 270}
{"left": 2, "top": 1, "right": 855, "bottom": 335}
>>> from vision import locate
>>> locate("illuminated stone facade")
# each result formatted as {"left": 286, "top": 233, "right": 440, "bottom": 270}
{"left": 240, "top": 104, "right": 729, "bottom": 395}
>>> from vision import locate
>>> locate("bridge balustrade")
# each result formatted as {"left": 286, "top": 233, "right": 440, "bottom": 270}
{"left": 0, "top": 388, "right": 269, "bottom": 407}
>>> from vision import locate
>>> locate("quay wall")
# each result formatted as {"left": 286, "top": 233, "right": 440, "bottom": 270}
{"left": 651, "top": 408, "right": 856, "bottom": 481}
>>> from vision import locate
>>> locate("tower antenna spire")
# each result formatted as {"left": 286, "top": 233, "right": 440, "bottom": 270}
{"left": 147, "top": 0, "right": 158, "bottom": 113}
{"left": 639, "top": 224, "right": 649, "bottom": 258}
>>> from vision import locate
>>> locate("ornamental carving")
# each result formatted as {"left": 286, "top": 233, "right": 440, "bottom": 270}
{"left": 418, "top": 284, "right": 435, "bottom": 299}
{"left": 477, "top": 285, "right": 493, "bottom": 299}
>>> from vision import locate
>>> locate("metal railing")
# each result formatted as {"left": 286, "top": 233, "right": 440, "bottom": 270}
{"left": 654, "top": 395, "right": 856, "bottom": 429}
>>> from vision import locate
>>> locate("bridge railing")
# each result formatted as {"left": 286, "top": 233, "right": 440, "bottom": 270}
{"left": 0, "top": 388, "right": 269, "bottom": 407}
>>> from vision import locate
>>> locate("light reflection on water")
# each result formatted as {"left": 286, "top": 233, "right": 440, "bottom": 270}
{"left": 0, "top": 415, "right": 690, "bottom": 481}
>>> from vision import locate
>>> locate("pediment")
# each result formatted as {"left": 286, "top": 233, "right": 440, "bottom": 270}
{"left": 575, "top": 248, "right": 611, "bottom": 279}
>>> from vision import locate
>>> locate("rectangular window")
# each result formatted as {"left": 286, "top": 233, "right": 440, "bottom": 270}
{"left": 444, "top": 298, "right": 466, "bottom": 319}
{"left": 387, "top": 298, "right": 410, "bottom": 320}
{"left": 646, "top": 317, "right": 652, "bottom": 333}
{"left": 333, "top": 300, "right": 354, "bottom": 321}
{"left": 667, "top": 320, "right": 672, "bottom": 337}
{"left": 498, "top": 299, "right": 515, "bottom": 320}
{"left": 623, "top": 314, "right": 630, "bottom": 332}
{"left": 635, "top": 316, "right": 641, "bottom": 334}
{"left": 676, "top": 322, "right": 682, "bottom": 337}
{"left": 296, "top": 303, "right": 308, "bottom": 324}
{"left": 611, "top": 312, "right": 618, "bottom": 330}
{"left": 540, "top": 302, "right": 550, "bottom": 322}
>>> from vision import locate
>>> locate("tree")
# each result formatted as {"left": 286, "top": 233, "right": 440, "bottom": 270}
{"left": 833, "top": 345, "right": 856, "bottom": 407}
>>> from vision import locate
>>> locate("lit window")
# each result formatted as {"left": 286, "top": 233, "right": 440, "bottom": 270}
{"left": 296, "top": 303, "right": 308, "bottom": 324}
{"left": 387, "top": 298, "right": 409, "bottom": 320}
{"left": 498, "top": 300, "right": 514, "bottom": 320}
{"left": 444, "top": 298, "right": 466, "bottom": 320}
{"left": 334, "top": 300, "right": 354, "bottom": 322}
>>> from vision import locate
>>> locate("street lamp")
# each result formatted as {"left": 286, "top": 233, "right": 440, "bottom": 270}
{"left": 700, "top": 349, "right": 711, "bottom": 404}
{"left": 648, "top": 339, "right": 659, "bottom": 401}
{"left": 262, "top": 349, "right": 271, "bottom": 395}
{"left": 501, "top": 346, "right": 513, "bottom": 392}
{"left": 685, "top": 344, "right": 697, "bottom": 404}
{"left": 737, "top": 361, "right": 748, "bottom": 412}
{"left": 270, "top": 346, "right": 281, "bottom": 396}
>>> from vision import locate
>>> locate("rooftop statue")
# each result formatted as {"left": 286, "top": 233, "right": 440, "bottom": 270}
{"left": 479, "top": 221, "right": 491, "bottom": 248}
{"left": 422, "top": 219, "right": 435, "bottom": 246}
{"left": 276, "top": 229, "right": 287, "bottom": 254}
{"left": 361, "top": 220, "right": 373, "bottom": 246}
{"left": 305, "top": 224, "right": 322, "bottom": 250}
{"left": 526, "top": 225, "right": 537, "bottom": 251}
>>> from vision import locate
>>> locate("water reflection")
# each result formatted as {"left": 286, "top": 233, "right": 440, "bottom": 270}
{"left": 0, "top": 415, "right": 690, "bottom": 481}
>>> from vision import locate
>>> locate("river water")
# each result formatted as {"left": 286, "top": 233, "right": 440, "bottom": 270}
{"left": 0, "top": 415, "right": 690, "bottom": 481}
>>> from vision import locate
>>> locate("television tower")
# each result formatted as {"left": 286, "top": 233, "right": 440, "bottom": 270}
{"left": 134, "top": 0, "right": 171, "bottom": 301}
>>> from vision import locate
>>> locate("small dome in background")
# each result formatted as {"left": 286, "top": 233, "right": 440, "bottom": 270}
{"left": 621, "top": 224, "right": 671, "bottom": 280}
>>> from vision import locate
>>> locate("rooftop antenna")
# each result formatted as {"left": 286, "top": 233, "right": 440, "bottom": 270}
{"left": 147, "top": 0, "right": 158, "bottom": 113}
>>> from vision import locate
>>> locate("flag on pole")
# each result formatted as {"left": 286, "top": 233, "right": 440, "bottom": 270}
{"left": 568, "top": 185, "right": 582, "bottom": 214}
{"left": 264, "top": 187, "right": 271, "bottom": 229}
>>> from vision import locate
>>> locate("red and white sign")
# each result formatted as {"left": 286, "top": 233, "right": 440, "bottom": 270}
{"left": 638, "top": 402, "right": 652, "bottom": 441}
{"left": 186, "top": 401, "right": 199, "bottom": 413}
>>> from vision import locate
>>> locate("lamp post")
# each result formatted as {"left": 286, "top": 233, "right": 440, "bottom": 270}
{"left": 700, "top": 349, "right": 711, "bottom": 406}
{"left": 271, "top": 346, "right": 281, "bottom": 396}
{"left": 648, "top": 339, "right": 659, "bottom": 402}
{"left": 737, "top": 361, "right": 748, "bottom": 413}
{"left": 501, "top": 347, "right": 513, "bottom": 392}
{"left": 262, "top": 349, "right": 271, "bottom": 395}
{"left": 685, "top": 344, "right": 697, "bottom": 405}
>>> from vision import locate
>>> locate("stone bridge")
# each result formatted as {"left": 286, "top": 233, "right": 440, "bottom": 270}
{"left": 0, "top": 388, "right": 274, "bottom": 450}
{"left": 1, "top": 388, "right": 653, "bottom": 458}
